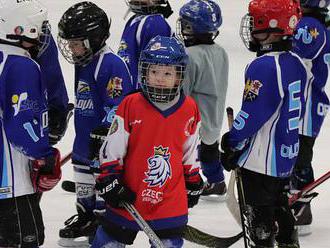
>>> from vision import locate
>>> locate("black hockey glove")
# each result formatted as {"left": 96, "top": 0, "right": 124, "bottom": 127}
{"left": 88, "top": 126, "right": 110, "bottom": 168}
{"left": 95, "top": 174, "right": 136, "bottom": 209}
{"left": 186, "top": 178, "right": 204, "bottom": 208}
{"left": 220, "top": 132, "right": 241, "bottom": 172}
{"left": 48, "top": 103, "right": 74, "bottom": 145}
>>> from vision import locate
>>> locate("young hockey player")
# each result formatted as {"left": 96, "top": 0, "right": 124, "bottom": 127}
{"left": 57, "top": 2, "right": 133, "bottom": 246}
{"left": 221, "top": 0, "right": 306, "bottom": 247}
{"left": 118, "top": 0, "right": 173, "bottom": 88}
{"left": 0, "top": 0, "right": 62, "bottom": 247}
{"left": 290, "top": 0, "right": 330, "bottom": 235}
{"left": 91, "top": 36, "right": 204, "bottom": 248}
{"left": 177, "top": 0, "right": 229, "bottom": 200}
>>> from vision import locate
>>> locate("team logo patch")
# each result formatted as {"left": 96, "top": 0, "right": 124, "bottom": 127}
{"left": 107, "top": 77, "right": 123, "bottom": 98}
{"left": 12, "top": 92, "right": 28, "bottom": 116}
{"left": 243, "top": 79, "right": 263, "bottom": 102}
{"left": 184, "top": 117, "right": 195, "bottom": 136}
{"left": 144, "top": 146, "right": 172, "bottom": 188}
{"left": 109, "top": 118, "right": 119, "bottom": 135}
{"left": 77, "top": 81, "right": 90, "bottom": 93}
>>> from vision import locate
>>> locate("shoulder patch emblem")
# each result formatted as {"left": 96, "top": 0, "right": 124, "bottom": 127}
{"left": 107, "top": 77, "right": 123, "bottom": 98}
{"left": 243, "top": 79, "right": 263, "bottom": 102}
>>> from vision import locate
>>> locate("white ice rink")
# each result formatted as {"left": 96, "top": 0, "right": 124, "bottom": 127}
{"left": 40, "top": 1, "right": 330, "bottom": 247}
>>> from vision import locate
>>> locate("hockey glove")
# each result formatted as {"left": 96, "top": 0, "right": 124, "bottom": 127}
{"left": 30, "top": 148, "right": 62, "bottom": 192}
{"left": 48, "top": 103, "right": 74, "bottom": 145}
{"left": 220, "top": 132, "right": 249, "bottom": 172}
{"left": 95, "top": 164, "right": 136, "bottom": 209}
{"left": 186, "top": 177, "right": 204, "bottom": 208}
{"left": 88, "top": 126, "right": 110, "bottom": 168}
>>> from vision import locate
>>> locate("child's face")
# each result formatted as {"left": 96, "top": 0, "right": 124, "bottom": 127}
{"left": 68, "top": 40, "right": 87, "bottom": 56}
{"left": 147, "top": 64, "right": 179, "bottom": 88}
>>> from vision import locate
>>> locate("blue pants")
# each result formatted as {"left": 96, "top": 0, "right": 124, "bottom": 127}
{"left": 91, "top": 226, "right": 184, "bottom": 248}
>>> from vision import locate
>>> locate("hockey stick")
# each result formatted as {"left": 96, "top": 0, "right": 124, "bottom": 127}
{"left": 121, "top": 202, "right": 165, "bottom": 248}
{"left": 226, "top": 171, "right": 241, "bottom": 225}
{"left": 183, "top": 225, "right": 243, "bottom": 248}
{"left": 225, "top": 107, "right": 252, "bottom": 248}
{"left": 60, "top": 152, "right": 72, "bottom": 166}
{"left": 288, "top": 169, "right": 330, "bottom": 205}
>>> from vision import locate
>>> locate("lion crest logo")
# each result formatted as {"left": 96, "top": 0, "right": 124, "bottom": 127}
{"left": 144, "top": 146, "right": 172, "bottom": 188}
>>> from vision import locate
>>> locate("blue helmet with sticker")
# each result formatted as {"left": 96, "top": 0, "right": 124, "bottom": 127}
{"left": 177, "top": 0, "right": 222, "bottom": 46}
{"left": 139, "top": 35, "right": 188, "bottom": 103}
{"left": 140, "top": 35, "right": 188, "bottom": 66}
{"left": 300, "top": 0, "right": 330, "bottom": 8}
{"left": 178, "top": 0, "right": 222, "bottom": 33}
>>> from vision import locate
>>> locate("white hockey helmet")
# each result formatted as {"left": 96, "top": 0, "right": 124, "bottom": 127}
{"left": 0, "top": 0, "right": 48, "bottom": 46}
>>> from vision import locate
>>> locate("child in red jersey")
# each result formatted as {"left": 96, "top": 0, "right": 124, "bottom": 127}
{"left": 91, "top": 35, "right": 203, "bottom": 248}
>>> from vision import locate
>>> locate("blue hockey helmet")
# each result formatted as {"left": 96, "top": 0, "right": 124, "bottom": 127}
{"left": 300, "top": 0, "right": 330, "bottom": 8}
{"left": 139, "top": 35, "right": 188, "bottom": 103}
{"left": 178, "top": 0, "right": 222, "bottom": 33}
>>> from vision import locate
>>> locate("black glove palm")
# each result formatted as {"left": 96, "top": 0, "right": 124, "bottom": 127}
{"left": 88, "top": 126, "right": 109, "bottom": 168}
{"left": 186, "top": 179, "right": 204, "bottom": 208}
{"left": 48, "top": 103, "right": 74, "bottom": 145}
{"left": 95, "top": 175, "right": 136, "bottom": 209}
{"left": 220, "top": 132, "right": 240, "bottom": 171}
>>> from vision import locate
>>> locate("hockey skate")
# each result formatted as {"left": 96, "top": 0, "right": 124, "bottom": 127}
{"left": 200, "top": 181, "right": 227, "bottom": 202}
{"left": 58, "top": 204, "right": 98, "bottom": 247}
{"left": 293, "top": 202, "right": 313, "bottom": 236}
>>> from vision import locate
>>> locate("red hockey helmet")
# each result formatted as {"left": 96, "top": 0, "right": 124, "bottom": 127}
{"left": 240, "top": 0, "right": 302, "bottom": 50}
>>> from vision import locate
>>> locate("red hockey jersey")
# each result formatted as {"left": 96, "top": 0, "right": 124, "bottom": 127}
{"left": 100, "top": 92, "right": 201, "bottom": 230}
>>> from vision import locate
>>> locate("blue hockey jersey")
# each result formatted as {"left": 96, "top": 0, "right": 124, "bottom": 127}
{"left": 72, "top": 47, "right": 133, "bottom": 164}
{"left": 0, "top": 45, "right": 53, "bottom": 199}
{"left": 36, "top": 34, "right": 69, "bottom": 111}
{"left": 229, "top": 51, "right": 307, "bottom": 178}
{"left": 117, "top": 14, "right": 172, "bottom": 89}
{"left": 292, "top": 16, "right": 330, "bottom": 137}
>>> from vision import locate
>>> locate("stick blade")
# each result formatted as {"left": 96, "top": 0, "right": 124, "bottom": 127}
{"left": 183, "top": 225, "right": 243, "bottom": 248}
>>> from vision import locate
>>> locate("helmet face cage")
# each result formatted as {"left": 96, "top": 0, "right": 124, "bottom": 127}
{"left": 139, "top": 62, "right": 186, "bottom": 103}
{"left": 240, "top": 14, "right": 255, "bottom": 50}
{"left": 125, "top": 0, "right": 164, "bottom": 15}
{"left": 36, "top": 21, "right": 51, "bottom": 57}
{"left": 57, "top": 36, "right": 93, "bottom": 66}
{"left": 176, "top": 18, "right": 194, "bottom": 43}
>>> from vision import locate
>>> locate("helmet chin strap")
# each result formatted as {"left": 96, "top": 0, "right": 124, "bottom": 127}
{"left": 256, "top": 38, "right": 293, "bottom": 56}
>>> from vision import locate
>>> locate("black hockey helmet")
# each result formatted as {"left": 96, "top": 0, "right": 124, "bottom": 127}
{"left": 126, "top": 0, "right": 173, "bottom": 18}
{"left": 57, "top": 1, "right": 111, "bottom": 65}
